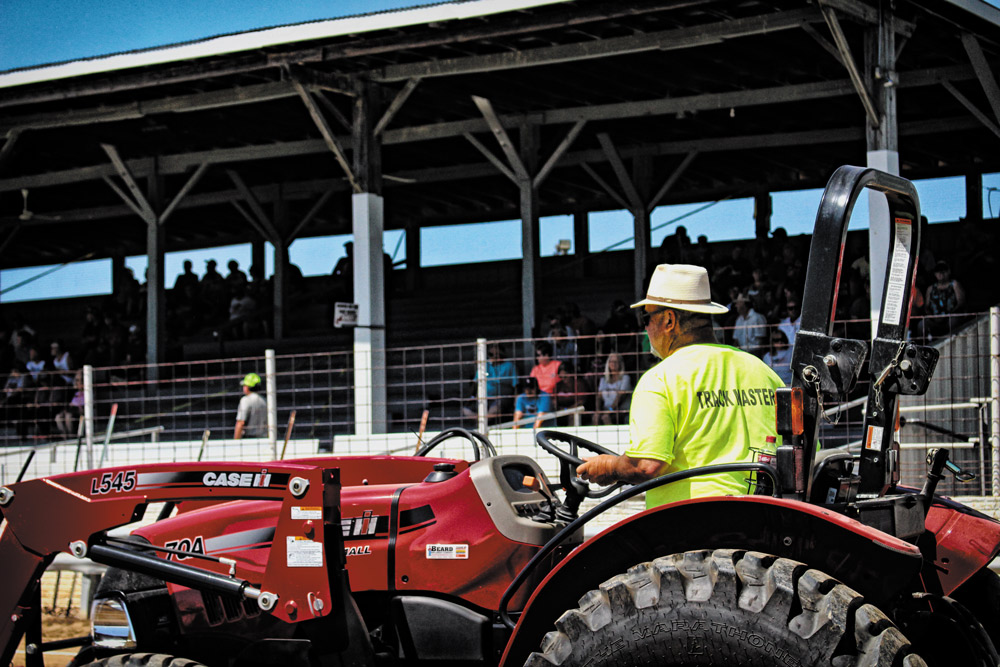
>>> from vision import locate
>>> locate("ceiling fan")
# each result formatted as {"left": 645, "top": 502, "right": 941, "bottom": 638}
{"left": 19, "top": 188, "right": 61, "bottom": 221}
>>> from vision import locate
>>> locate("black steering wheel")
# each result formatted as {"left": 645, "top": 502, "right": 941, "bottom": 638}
{"left": 415, "top": 427, "right": 497, "bottom": 461}
{"left": 535, "top": 430, "right": 623, "bottom": 499}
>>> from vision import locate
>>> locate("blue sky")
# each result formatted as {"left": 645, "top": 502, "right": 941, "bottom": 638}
{"left": 0, "top": 1, "right": 995, "bottom": 301}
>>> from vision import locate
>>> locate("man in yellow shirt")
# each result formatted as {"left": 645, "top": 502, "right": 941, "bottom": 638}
{"left": 577, "top": 264, "right": 783, "bottom": 507}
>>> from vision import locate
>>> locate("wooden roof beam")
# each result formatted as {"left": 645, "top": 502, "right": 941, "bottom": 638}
{"left": 647, "top": 151, "right": 698, "bottom": 213}
{"left": 0, "top": 63, "right": 980, "bottom": 193}
{"left": 293, "top": 80, "right": 361, "bottom": 193}
{"left": 374, "top": 78, "right": 421, "bottom": 137}
{"left": 0, "top": 81, "right": 296, "bottom": 134}
{"left": 961, "top": 33, "right": 1000, "bottom": 127}
{"left": 820, "top": 5, "right": 880, "bottom": 128}
{"left": 374, "top": 8, "right": 823, "bottom": 81}
{"left": 100, "top": 144, "right": 156, "bottom": 223}
{"left": 226, "top": 169, "right": 281, "bottom": 244}
{"left": 941, "top": 80, "right": 1000, "bottom": 140}
{"left": 471, "top": 95, "right": 529, "bottom": 182}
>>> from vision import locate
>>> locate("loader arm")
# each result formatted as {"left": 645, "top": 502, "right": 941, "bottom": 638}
{"left": 0, "top": 462, "right": 347, "bottom": 666}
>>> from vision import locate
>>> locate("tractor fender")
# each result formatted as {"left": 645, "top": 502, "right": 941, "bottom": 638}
{"left": 501, "top": 495, "right": 922, "bottom": 666}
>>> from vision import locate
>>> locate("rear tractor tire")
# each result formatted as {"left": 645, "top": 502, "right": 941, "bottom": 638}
{"left": 79, "top": 653, "right": 206, "bottom": 667}
{"left": 526, "top": 549, "right": 925, "bottom": 666}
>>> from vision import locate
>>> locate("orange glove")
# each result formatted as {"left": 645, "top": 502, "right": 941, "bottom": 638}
{"left": 576, "top": 454, "right": 621, "bottom": 486}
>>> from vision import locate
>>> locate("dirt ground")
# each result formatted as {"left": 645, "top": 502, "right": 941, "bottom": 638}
{"left": 11, "top": 572, "right": 91, "bottom": 667}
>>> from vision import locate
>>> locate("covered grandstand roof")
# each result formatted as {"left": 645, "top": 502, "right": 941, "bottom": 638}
{"left": 2, "top": 0, "right": 1000, "bottom": 269}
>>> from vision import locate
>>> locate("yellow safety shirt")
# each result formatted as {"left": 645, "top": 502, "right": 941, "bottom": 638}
{"left": 624, "top": 343, "right": 784, "bottom": 508}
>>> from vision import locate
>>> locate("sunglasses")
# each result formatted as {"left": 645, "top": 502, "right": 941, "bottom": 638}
{"left": 638, "top": 307, "right": 670, "bottom": 328}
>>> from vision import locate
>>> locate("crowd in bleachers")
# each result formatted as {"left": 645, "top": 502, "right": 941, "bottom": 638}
{"left": 0, "top": 316, "right": 86, "bottom": 441}
{"left": 1, "top": 218, "right": 997, "bottom": 443}
{"left": 462, "top": 221, "right": 992, "bottom": 429}
{"left": 167, "top": 258, "right": 278, "bottom": 341}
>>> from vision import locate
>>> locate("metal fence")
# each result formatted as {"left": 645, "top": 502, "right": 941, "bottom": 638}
{"left": 2, "top": 310, "right": 997, "bottom": 496}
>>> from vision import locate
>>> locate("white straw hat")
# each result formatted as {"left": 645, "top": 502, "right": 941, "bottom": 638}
{"left": 631, "top": 264, "right": 729, "bottom": 314}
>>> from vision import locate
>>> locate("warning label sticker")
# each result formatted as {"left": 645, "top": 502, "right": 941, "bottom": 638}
{"left": 865, "top": 425, "right": 885, "bottom": 451}
{"left": 426, "top": 544, "right": 469, "bottom": 560}
{"left": 287, "top": 536, "right": 323, "bottom": 568}
{"left": 291, "top": 506, "right": 322, "bottom": 520}
{"left": 882, "top": 218, "right": 913, "bottom": 326}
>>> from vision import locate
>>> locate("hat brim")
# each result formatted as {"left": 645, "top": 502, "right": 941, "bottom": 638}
{"left": 630, "top": 298, "right": 729, "bottom": 315}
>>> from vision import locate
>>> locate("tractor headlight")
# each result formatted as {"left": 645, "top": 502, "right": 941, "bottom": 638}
{"left": 91, "top": 597, "right": 136, "bottom": 649}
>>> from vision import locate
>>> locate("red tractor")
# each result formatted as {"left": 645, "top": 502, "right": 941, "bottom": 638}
{"left": 3, "top": 166, "right": 999, "bottom": 666}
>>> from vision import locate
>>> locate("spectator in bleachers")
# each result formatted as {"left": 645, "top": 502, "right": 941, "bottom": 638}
{"left": 115, "top": 267, "right": 141, "bottom": 319}
{"left": 565, "top": 302, "right": 597, "bottom": 373}
{"left": 544, "top": 313, "right": 577, "bottom": 365}
{"left": 763, "top": 329, "right": 793, "bottom": 385}
{"left": 691, "top": 235, "right": 713, "bottom": 273}
{"left": 462, "top": 343, "right": 517, "bottom": 422}
{"left": 7, "top": 313, "right": 36, "bottom": 347}
{"left": 1, "top": 362, "right": 31, "bottom": 437}
{"left": 847, "top": 276, "right": 871, "bottom": 340}
{"left": 847, "top": 236, "right": 869, "bottom": 284}
{"left": 101, "top": 311, "right": 128, "bottom": 366}
{"left": 529, "top": 341, "right": 562, "bottom": 395}
{"left": 553, "top": 360, "right": 592, "bottom": 424}
{"left": 922, "top": 260, "right": 967, "bottom": 340}
{"left": 331, "top": 242, "right": 354, "bottom": 301}
{"left": 29, "top": 366, "right": 53, "bottom": 438}
{"left": 25, "top": 345, "right": 46, "bottom": 383}
{"left": 732, "top": 293, "right": 768, "bottom": 357}
{"left": 173, "top": 282, "right": 204, "bottom": 336}
{"left": 225, "top": 260, "right": 249, "bottom": 296}
{"left": 778, "top": 297, "right": 801, "bottom": 347}
{"left": 713, "top": 245, "right": 753, "bottom": 297}
{"left": 745, "top": 267, "right": 777, "bottom": 323}
{"left": 201, "top": 259, "right": 228, "bottom": 323}
{"left": 249, "top": 264, "right": 271, "bottom": 337}
{"left": 599, "top": 299, "right": 638, "bottom": 358}
{"left": 594, "top": 352, "right": 631, "bottom": 426}
{"left": 54, "top": 371, "right": 84, "bottom": 439}
{"left": 229, "top": 285, "right": 257, "bottom": 339}
{"left": 512, "top": 377, "right": 552, "bottom": 429}
{"left": 173, "top": 259, "right": 199, "bottom": 292}
{"left": 659, "top": 225, "right": 691, "bottom": 264}
{"left": 80, "top": 306, "right": 103, "bottom": 361}
{"left": 49, "top": 340, "right": 75, "bottom": 406}
{"left": 125, "top": 325, "right": 145, "bottom": 366}
{"left": 10, "top": 329, "right": 31, "bottom": 365}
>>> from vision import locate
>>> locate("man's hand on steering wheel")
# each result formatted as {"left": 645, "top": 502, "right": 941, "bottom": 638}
{"left": 576, "top": 454, "right": 623, "bottom": 486}
{"left": 535, "top": 430, "right": 626, "bottom": 499}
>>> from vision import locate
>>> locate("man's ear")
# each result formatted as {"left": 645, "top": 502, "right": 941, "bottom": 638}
{"left": 662, "top": 309, "right": 677, "bottom": 332}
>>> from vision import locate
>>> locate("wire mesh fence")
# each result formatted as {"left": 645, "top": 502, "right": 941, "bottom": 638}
{"left": 1, "top": 310, "right": 996, "bottom": 495}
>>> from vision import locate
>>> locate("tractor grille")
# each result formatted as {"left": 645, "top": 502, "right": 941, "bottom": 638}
{"left": 201, "top": 591, "right": 261, "bottom": 625}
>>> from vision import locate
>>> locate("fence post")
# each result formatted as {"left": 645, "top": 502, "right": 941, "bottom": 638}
{"left": 991, "top": 307, "right": 999, "bottom": 497}
{"left": 266, "top": 349, "right": 277, "bottom": 459}
{"left": 83, "top": 364, "right": 95, "bottom": 470}
{"left": 476, "top": 339, "right": 488, "bottom": 435}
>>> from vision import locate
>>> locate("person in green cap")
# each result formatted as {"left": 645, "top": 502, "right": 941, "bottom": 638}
{"left": 234, "top": 372, "right": 266, "bottom": 439}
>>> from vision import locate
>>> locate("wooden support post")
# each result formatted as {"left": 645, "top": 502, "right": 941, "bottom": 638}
{"left": 146, "top": 163, "right": 165, "bottom": 378}
{"left": 574, "top": 210, "right": 589, "bottom": 278}
{"left": 966, "top": 172, "right": 983, "bottom": 223}
{"left": 520, "top": 124, "right": 540, "bottom": 342}
{"left": 754, "top": 192, "right": 772, "bottom": 242}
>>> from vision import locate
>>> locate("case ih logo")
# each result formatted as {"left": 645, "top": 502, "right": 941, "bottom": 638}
{"left": 202, "top": 470, "right": 273, "bottom": 488}
{"left": 342, "top": 510, "right": 381, "bottom": 537}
